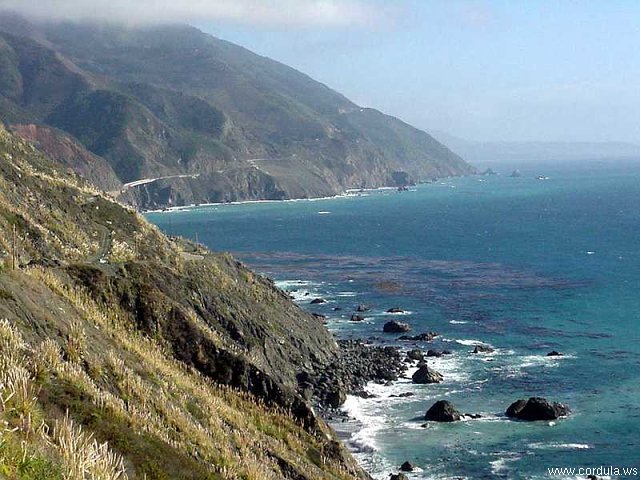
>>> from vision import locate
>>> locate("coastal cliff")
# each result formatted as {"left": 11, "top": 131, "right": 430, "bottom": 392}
{"left": 0, "top": 124, "right": 371, "bottom": 479}
{"left": 0, "top": 14, "right": 475, "bottom": 210}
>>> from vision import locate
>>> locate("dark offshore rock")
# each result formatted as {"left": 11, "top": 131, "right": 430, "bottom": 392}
{"left": 472, "top": 345, "right": 495, "bottom": 354}
{"left": 505, "top": 399, "right": 527, "bottom": 418}
{"left": 547, "top": 350, "right": 563, "bottom": 356}
{"left": 406, "top": 349, "right": 424, "bottom": 362}
{"left": 510, "top": 169, "right": 522, "bottom": 178}
{"left": 310, "top": 298, "right": 326, "bottom": 304}
{"left": 442, "top": 350, "right": 452, "bottom": 355}
{"left": 426, "top": 349, "right": 443, "bottom": 357}
{"left": 400, "top": 461, "right": 415, "bottom": 472}
{"left": 333, "top": 307, "right": 342, "bottom": 311}
{"left": 383, "top": 320, "right": 411, "bottom": 333}
{"left": 387, "top": 307, "right": 404, "bottom": 313}
{"left": 350, "top": 314, "right": 365, "bottom": 322}
{"left": 505, "top": 397, "right": 570, "bottom": 421}
{"left": 356, "top": 304, "right": 370, "bottom": 312}
{"left": 398, "top": 332, "right": 437, "bottom": 341}
{"left": 425, "top": 400, "right": 461, "bottom": 422}
{"left": 412, "top": 365, "right": 444, "bottom": 384}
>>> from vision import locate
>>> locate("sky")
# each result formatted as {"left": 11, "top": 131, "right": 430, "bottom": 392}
{"left": 3, "top": 0, "right": 640, "bottom": 143}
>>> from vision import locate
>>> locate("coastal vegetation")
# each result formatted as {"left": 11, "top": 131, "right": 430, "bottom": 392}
{"left": 0, "top": 124, "right": 368, "bottom": 479}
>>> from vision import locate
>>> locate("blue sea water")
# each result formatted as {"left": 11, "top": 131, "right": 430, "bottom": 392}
{"left": 147, "top": 159, "right": 640, "bottom": 479}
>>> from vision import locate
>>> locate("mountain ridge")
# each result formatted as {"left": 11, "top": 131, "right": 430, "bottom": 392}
{"left": 0, "top": 14, "right": 474, "bottom": 209}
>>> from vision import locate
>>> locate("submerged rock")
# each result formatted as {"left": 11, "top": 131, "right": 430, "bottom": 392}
{"left": 310, "top": 298, "right": 326, "bottom": 304}
{"left": 383, "top": 320, "right": 411, "bottom": 333}
{"left": 425, "top": 400, "right": 461, "bottom": 422}
{"left": 387, "top": 307, "right": 404, "bottom": 313}
{"left": 412, "top": 365, "right": 444, "bottom": 384}
{"left": 505, "top": 397, "right": 570, "bottom": 421}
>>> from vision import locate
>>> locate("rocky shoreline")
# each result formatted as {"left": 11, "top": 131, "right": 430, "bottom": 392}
{"left": 304, "top": 339, "right": 408, "bottom": 410}
{"left": 292, "top": 305, "right": 572, "bottom": 480}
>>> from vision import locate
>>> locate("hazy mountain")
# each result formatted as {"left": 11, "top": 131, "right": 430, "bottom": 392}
{"left": 0, "top": 13, "right": 474, "bottom": 209}
{"left": 432, "top": 130, "right": 640, "bottom": 166}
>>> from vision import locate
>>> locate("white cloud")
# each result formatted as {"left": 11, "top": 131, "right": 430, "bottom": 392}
{"left": 0, "top": 0, "right": 395, "bottom": 28}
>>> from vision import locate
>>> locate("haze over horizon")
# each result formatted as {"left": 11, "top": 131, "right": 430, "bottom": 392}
{"left": 2, "top": 0, "right": 639, "bottom": 144}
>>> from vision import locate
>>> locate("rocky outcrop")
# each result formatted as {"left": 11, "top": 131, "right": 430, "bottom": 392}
{"left": 398, "top": 332, "right": 437, "bottom": 341}
{"left": 383, "top": 320, "right": 411, "bottom": 333}
{"left": 305, "top": 341, "right": 407, "bottom": 407}
{"left": 400, "top": 461, "right": 415, "bottom": 472}
{"left": 425, "top": 400, "right": 461, "bottom": 422}
{"left": 472, "top": 345, "right": 495, "bottom": 354}
{"left": 412, "top": 365, "right": 444, "bottom": 384}
{"left": 505, "top": 397, "right": 570, "bottom": 421}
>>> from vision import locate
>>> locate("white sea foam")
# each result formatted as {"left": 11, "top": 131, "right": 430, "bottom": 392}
{"left": 489, "top": 452, "right": 521, "bottom": 475}
{"left": 528, "top": 442, "right": 592, "bottom": 450}
{"left": 449, "top": 320, "right": 468, "bottom": 324}
{"left": 454, "top": 339, "right": 493, "bottom": 347}
{"left": 318, "top": 211, "right": 332, "bottom": 214}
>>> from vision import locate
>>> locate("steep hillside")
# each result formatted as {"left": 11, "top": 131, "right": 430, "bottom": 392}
{"left": 0, "top": 124, "right": 367, "bottom": 479}
{"left": 0, "top": 14, "right": 474, "bottom": 209}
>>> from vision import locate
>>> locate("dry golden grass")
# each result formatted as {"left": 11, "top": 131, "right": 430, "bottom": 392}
{"left": 8, "top": 268, "right": 359, "bottom": 480}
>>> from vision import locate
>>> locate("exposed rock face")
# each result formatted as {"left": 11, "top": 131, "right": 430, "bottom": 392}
{"left": 383, "top": 320, "right": 411, "bottom": 333}
{"left": 304, "top": 340, "right": 407, "bottom": 407}
{"left": 412, "top": 365, "right": 444, "bottom": 384}
{"left": 505, "top": 397, "right": 570, "bottom": 421}
{"left": 10, "top": 124, "right": 122, "bottom": 191}
{"left": 425, "top": 400, "right": 461, "bottom": 422}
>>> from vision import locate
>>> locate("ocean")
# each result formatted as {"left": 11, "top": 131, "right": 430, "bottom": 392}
{"left": 147, "top": 159, "right": 640, "bottom": 479}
